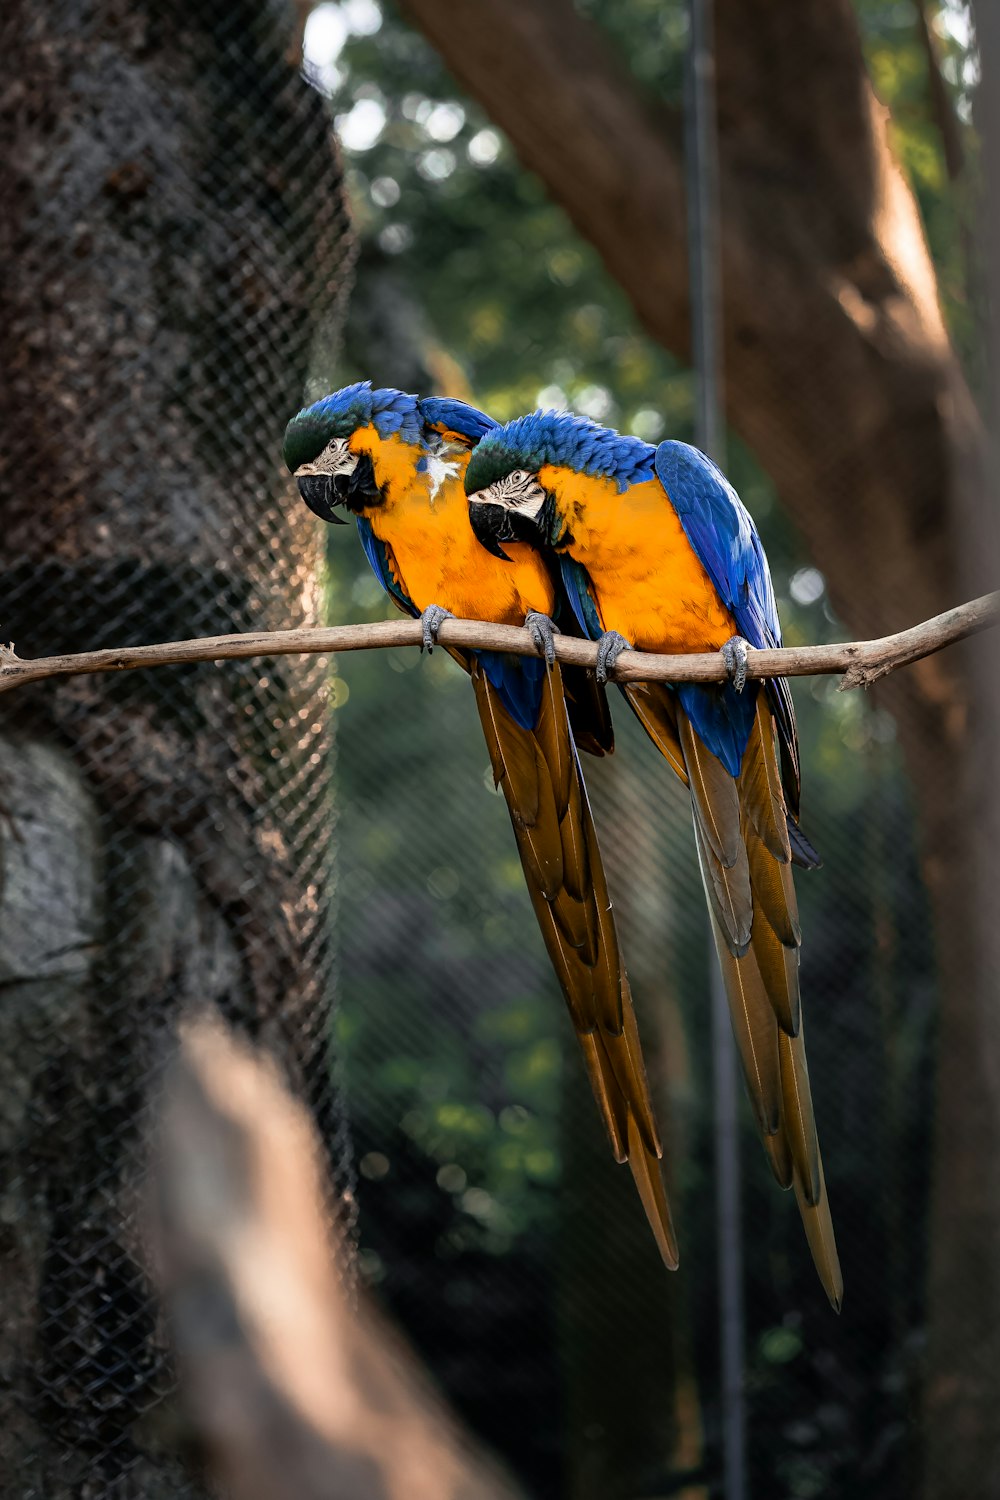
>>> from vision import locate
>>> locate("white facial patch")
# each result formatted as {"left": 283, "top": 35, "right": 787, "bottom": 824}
{"left": 480, "top": 469, "right": 546, "bottom": 518}
{"left": 295, "top": 436, "right": 358, "bottom": 479}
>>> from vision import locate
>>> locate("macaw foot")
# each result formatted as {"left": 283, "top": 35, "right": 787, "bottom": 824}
{"left": 524, "top": 611, "right": 560, "bottom": 668}
{"left": 721, "top": 634, "right": 751, "bottom": 693}
{"left": 595, "top": 630, "right": 633, "bottom": 685}
{"left": 420, "top": 603, "right": 454, "bottom": 652}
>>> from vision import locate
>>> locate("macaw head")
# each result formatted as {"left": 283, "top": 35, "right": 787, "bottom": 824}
{"left": 283, "top": 381, "right": 421, "bottom": 522}
{"left": 464, "top": 410, "right": 652, "bottom": 558}
{"left": 283, "top": 382, "right": 495, "bottom": 521}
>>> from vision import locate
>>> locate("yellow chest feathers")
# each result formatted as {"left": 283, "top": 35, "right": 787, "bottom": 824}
{"left": 539, "top": 466, "right": 736, "bottom": 652}
{"left": 360, "top": 435, "right": 555, "bottom": 624}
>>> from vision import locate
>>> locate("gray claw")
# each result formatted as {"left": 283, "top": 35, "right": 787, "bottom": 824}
{"left": 721, "top": 634, "right": 750, "bottom": 692}
{"left": 421, "top": 603, "right": 454, "bottom": 652}
{"left": 595, "top": 630, "right": 633, "bottom": 685}
{"left": 525, "top": 611, "right": 559, "bottom": 668}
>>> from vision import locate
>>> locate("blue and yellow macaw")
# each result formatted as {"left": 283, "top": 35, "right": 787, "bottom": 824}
{"left": 282, "top": 383, "right": 677, "bottom": 1267}
{"left": 464, "top": 411, "right": 841, "bottom": 1309}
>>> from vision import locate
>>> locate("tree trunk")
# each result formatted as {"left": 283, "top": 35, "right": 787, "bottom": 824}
{"left": 152, "top": 1018, "right": 523, "bottom": 1500}
{"left": 0, "top": 0, "right": 353, "bottom": 1492}
{"left": 399, "top": 0, "right": 1000, "bottom": 1490}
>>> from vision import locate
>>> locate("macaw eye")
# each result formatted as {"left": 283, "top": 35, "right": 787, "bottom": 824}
{"left": 509, "top": 469, "right": 530, "bottom": 484}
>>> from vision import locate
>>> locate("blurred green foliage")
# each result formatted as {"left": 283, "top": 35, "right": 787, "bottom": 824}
{"left": 300, "top": 2, "right": 974, "bottom": 1494}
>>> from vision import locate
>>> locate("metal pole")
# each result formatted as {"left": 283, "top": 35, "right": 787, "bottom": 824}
{"left": 683, "top": 3, "right": 747, "bottom": 1498}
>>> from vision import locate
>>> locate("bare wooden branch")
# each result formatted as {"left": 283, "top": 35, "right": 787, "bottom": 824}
{"left": 1, "top": 592, "right": 996, "bottom": 697}
{"left": 148, "top": 1016, "right": 522, "bottom": 1500}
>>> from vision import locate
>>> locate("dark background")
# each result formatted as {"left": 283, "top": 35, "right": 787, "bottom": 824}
{"left": 1, "top": 2, "right": 997, "bottom": 1498}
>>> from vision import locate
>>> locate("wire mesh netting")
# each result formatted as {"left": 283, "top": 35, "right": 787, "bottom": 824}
{"left": 0, "top": 0, "right": 355, "bottom": 1493}
{"left": 327, "top": 615, "right": 935, "bottom": 1499}
{"left": 0, "top": 1, "right": 986, "bottom": 1498}
{"left": 305, "top": 3, "right": 957, "bottom": 1497}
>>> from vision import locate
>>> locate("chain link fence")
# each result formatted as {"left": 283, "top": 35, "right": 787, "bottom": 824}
{"left": 0, "top": 0, "right": 354, "bottom": 1493}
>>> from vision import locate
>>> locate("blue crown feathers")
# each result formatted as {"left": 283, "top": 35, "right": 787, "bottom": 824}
{"left": 283, "top": 381, "right": 426, "bottom": 470}
{"left": 284, "top": 383, "right": 497, "bottom": 472}
{"left": 465, "top": 410, "right": 656, "bottom": 495}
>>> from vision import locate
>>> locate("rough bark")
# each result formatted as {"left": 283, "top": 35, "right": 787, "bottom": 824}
{"left": 399, "top": 0, "right": 1000, "bottom": 1490}
{"left": 0, "top": 0, "right": 353, "bottom": 1492}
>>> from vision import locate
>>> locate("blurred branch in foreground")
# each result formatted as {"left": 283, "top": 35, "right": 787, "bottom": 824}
{"left": 1, "top": 590, "right": 997, "bottom": 695}
{"left": 148, "top": 1017, "right": 522, "bottom": 1500}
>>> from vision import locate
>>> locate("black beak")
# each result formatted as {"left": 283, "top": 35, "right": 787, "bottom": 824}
{"left": 468, "top": 500, "right": 516, "bottom": 560}
{"left": 296, "top": 474, "right": 347, "bottom": 525}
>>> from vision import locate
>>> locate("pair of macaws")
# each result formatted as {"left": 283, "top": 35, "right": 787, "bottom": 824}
{"left": 283, "top": 382, "right": 841, "bottom": 1309}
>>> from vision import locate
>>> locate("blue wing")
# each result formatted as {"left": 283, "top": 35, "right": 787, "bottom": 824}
{"left": 653, "top": 440, "right": 781, "bottom": 651}
{"left": 355, "top": 516, "right": 417, "bottom": 617}
{"left": 654, "top": 441, "right": 800, "bottom": 798}
{"left": 418, "top": 396, "right": 496, "bottom": 444}
{"left": 476, "top": 650, "right": 548, "bottom": 730}
{"left": 559, "top": 557, "right": 604, "bottom": 640}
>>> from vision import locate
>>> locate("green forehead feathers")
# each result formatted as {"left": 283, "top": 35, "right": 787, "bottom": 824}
{"left": 464, "top": 441, "right": 523, "bottom": 494}
{"left": 282, "top": 400, "right": 368, "bottom": 473}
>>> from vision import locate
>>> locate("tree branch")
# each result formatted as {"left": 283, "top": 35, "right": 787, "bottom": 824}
{"left": 914, "top": 0, "right": 966, "bottom": 182}
{"left": 1, "top": 593, "right": 995, "bottom": 696}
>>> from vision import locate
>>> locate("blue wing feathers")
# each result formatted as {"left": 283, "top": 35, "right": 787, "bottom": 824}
{"left": 478, "top": 651, "right": 547, "bottom": 730}
{"left": 419, "top": 397, "right": 496, "bottom": 443}
{"left": 653, "top": 440, "right": 800, "bottom": 787}
{"left": 653, "top": 441, "right": 782, "bottom": 651}
{"left": 354, "top": 516, "right": 418, "bottom": 618}
{"left": 676, "top": 682, "right": 756, "bottom": 779}
{"left": 559, "top": 558, "right": 604, "bottom": 641}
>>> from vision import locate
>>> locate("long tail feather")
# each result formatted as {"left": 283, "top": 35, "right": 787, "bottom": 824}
{"left": 626, "top": 1108, "right": 679, "bottom": 1270}
{"left": 741, "top": 695, "right": 792, "bottom": 862}
{"left": 563, "top": 663, "right": 615, "bottom": 757}
{"left": 794, "top": 1154, "right": 843, "bottom": 1312}
{"left": 678, "top": 712, "right": 744, "bottom": 870}
{"left": 787, "top": 816, "right": 822, "bottom": 870}
{"left": 763, "top": 1126, "right": 794, "bottom": 1189}
{"left": 746, "top": 826, "right": 801, "bottom": 949}
{"left": 616, "top": 970, "right": 664, "bottom": 1158}
{"left": 471, "top": 659, "right": 676, "bottom": 1266}
{"left": 578, "top": 770, "right": 624, "bottom": 1037}
{"left": 700, "top": 876, "right": 782, "bottom": 1137}
{"left": 747, "top": 890, "right": 801, "bottom": 1037}
{"left": 778, "top": 1028, "right": 821, "bottom": 1206}
{"left": 666, "top": 694, "right": 840, "bottom": 1303}
{"left": 622, "top": 681, "right": 688, "bottom": 783}
{"left": 474, "top": 674, "right": 563, "bottom": 899}
{"left": 576, "top": 1032, "right": 628, "bottom": 1163}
